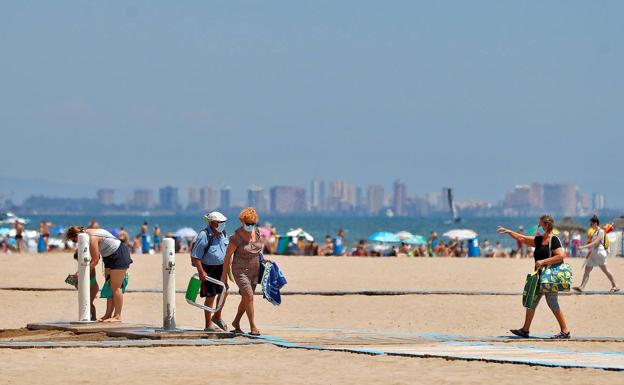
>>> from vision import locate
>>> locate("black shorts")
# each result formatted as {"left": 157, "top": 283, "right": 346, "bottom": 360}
{"left": 103, "top": 244, "right": 133, "bottom": 270}
{"left": 200, "top": 264, "right": 224, "bottom": 297}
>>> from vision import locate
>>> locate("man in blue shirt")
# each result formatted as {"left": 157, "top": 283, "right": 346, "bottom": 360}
{"left": 191, "top": 211, "right": 229, "bottom": 331}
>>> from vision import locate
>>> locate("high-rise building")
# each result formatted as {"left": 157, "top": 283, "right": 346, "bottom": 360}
{"left": 367, "top": 185, "right": 385, "bottom": 215}
{"left": 131, "top": 189, "right": 155, "bottom": 210}
{"left": 247, "top": 186, "right": 268, "bottom": 213}
{"left": 310, "top": 179, "right": 325, "bottom": 211}
{"left": 529, "top": 183, "right": 543, "bottom": 210}
{"left": 562, "top": 184, "right": 577, "bottom": 216}
{"left": 392, "top": 180, "right": 407, "bottom": 216}
{"left": 355, "top": 186, "right": 364, "bottom": 212}
{"left": 187, "top": 188, "right": 200, "bottom": 210}
{"left": 425, "top": 192, "right": 442, "bottom": 211}
{"left": 270, "top": 186, "right": 306, "bottom": 214}
{"left": 199, "top": 187, "right": 219, "bottom": 211}
{"left": 592, "top": 193, "right": 606, "bottom": 211}
{"left": 326, "top": 180, "right": 353, "bottom": 212}
{"left": 220, "top": 186, "right": 231, "bottom": 210}
{"left": 159, "top": 186, "right": 180, "bottom": 211}
{"left": 96, "top": 189, "right": 114, "bottom": 206}
{"left": 542, "top": 183, "right": 577, "bottom": 215}
{"left": 578, "top": 192, "right": 591, "bottom": 213}
{"left": 506, "top": 185, "right": 531, "bottom": 212}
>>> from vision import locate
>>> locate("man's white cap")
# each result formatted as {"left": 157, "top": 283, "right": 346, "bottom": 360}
{"left": 203, "top": 211, "right": 227, "bottom": 224}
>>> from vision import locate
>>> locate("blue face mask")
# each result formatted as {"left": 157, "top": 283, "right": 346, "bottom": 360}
{"left": 243, "top": 224, "right": 255, "bottom": 232}
{"left": 216, "top": 222, "right": 226, "bottom": 233}
{"left": 538, "top": 226, "right": 545, "bottom": 234}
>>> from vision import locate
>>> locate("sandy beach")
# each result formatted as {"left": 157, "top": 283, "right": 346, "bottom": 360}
{"left": 1, "top": 252, "right": 623, "bottom": 384}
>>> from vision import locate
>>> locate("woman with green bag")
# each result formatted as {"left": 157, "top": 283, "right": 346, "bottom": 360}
{"left": 498, "top": 215, "right": 571, "bottom": 339}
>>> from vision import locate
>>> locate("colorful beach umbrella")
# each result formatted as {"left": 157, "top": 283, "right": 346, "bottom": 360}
{"left": 443, "top": 229, "right": 477, "bottom": 240}
{"left": 286, "top": 228, "right": 314, "bottom": 242}
{"left": 175, "top": 227, "right": 198, "bottom": 239}
{"left": 396, "top": 231, "right": 414, "bottom": 240}
{"left": 368, "top": 232, "right": 401, "bottom": 243}
{"left": 404, "top": 235, "right": 427, "bottom": 245}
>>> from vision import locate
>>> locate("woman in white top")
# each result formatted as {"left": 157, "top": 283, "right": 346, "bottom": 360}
{"left": 574, "top": 215, "right": 619, "bottom": 293}
{"left": 66, "top": 226, "right": 133, "bottom": 322}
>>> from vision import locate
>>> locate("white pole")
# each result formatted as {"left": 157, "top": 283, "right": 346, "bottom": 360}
{"left": 76, "top": 233, "right": 91, "bottom": 322}
{"left": 162, "top": 238, "right": 176, "bottom": 330}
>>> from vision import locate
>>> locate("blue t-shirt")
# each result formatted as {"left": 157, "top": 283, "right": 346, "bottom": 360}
{"left": 191, "top": 227, "right": 228, "bottom": 266}
{"left": 333, "top": 236, "right": 344, "bottom": 255}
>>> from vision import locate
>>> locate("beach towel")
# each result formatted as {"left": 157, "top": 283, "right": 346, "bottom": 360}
{"left": 101, "top": 273, "right": 129, "bottom": 298}
{"left": 260, "top": 261, "right": 287, "bottom": 306}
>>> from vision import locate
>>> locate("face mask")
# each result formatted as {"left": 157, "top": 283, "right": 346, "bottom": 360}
{"left": 216, "top": 222, "right": 226, "bottom": 232}
{"left": 243, "top": 224, "right": 255, "bottom": 232}
{"left": 538, "top": 226, "right": 546, "bottom": 234}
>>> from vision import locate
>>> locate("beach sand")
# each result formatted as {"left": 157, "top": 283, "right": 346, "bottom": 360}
{"left": 1, "top": 253, "right": 623, "bottom": 384}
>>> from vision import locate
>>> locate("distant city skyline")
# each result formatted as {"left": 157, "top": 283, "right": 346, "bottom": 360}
{"left": 1, "top": 177, "right": 612, "bottom": 218}
{"left": 1, "top": 3, "right": 623, "bottom": 206}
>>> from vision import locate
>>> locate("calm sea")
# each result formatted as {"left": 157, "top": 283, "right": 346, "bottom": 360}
{"left": 23, "top": 214, "right": 593, "bottom": 249}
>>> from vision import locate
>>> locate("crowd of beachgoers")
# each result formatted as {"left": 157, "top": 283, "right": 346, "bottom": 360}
{"left": 0, "top": 215, "right": 599, "bottom": 259}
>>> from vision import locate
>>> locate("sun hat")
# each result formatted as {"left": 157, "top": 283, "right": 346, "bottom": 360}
{"left": 203, "top": 211, "right": 227, "bottom": 224}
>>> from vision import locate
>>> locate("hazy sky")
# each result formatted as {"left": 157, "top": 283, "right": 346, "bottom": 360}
{"left": 1, "top": 1, "right": 622, "bottom": 205}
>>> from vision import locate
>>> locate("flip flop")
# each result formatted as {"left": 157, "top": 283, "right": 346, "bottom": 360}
{"left": 232, "top": 328, "right": 244, "bottom": 335}
{"left": 610, "top": 287, "right": 620, "bottom": 293}
{"left": 249, "top": 330, "right": 261, "bottom": 336}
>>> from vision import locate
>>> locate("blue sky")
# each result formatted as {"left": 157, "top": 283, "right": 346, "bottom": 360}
{"left": 0, "top": 1, "right": 622, "bottom": 205}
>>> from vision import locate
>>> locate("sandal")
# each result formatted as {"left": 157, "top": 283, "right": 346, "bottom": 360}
{"left": 550, "top": 331, "right": 571, "bottom": 339}
{"left": 510, "top": 329, "right": 530, "bottom": 338}
{"left": 231, "top": 328, "right": 244, "bottom": 335}
{"left": 610, "top": 287, "right": 620, "bottom": 293}
{"left": 249, "top": 330, "right": 261, "bottom": 336}
{"left": 212, "top": 319, "right": 228, "bottom": 331}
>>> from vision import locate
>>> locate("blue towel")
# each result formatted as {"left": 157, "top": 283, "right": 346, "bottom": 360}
{"left": 260, "top": 261, "right": 287, "bottom": 305}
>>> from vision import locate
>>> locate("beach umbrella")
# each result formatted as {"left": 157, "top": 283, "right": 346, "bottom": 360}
{"left": 51, "top": 226, "right": 66, "bottom": 235}
{"left": 555, "top": 217, "right": 585, "bottom": 233}
{"left": 286, "top": 228, "right": 314, "bottom": 242}
{"left": 404, "top": 235, "right": 427, "bottom": 245}
{"left": 368, "top": 232, "right": 401, "bottom": 243}
{"left": 396, "top": 231, "right": 414, "bottom": 240}
{"left": 524, "top": 225, "right": 539, "bottom": 236}
{"left": 443, "top": 229, "right": 477, "bottom": 240}
{"left": 174, "top": 227, "right": 198, "bottom": 239}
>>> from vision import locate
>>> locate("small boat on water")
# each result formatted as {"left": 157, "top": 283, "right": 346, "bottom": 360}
{"left": 0, "top": 212, "right": 30, "bottom": 225}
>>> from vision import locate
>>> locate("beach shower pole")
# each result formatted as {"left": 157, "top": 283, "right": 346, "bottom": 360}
{"left": 76, "top": 233, "right": 91, "bottom": 322}
{"left": 162, "top": 238, "right": 176, "bottom": 330}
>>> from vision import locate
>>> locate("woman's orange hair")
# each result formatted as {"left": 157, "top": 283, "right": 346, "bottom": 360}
{"left": 239, "top": 207, "right": 258, "bottom": 224}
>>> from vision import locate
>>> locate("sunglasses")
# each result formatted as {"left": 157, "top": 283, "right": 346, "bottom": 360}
{"left": 244, "top": 222, "right": 257, "bottom": 226}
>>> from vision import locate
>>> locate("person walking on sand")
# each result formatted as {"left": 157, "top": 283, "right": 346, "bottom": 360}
{"left": 574, "top": 215, "right": 619, "bottom": 293}
{"left": 498, "top": 215, "right": 571, "bottom": 339}
{"left": 222, "top": 207, "right": 265, "bottom": 336}
{"left": 14, "top": 220, "right": 25, "bottom": 252}
{"left": 191, "top": 211, "right": 229, "bottom": 332}
{"left": 65, "top": 226, "right": 132, "bottom": 322}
